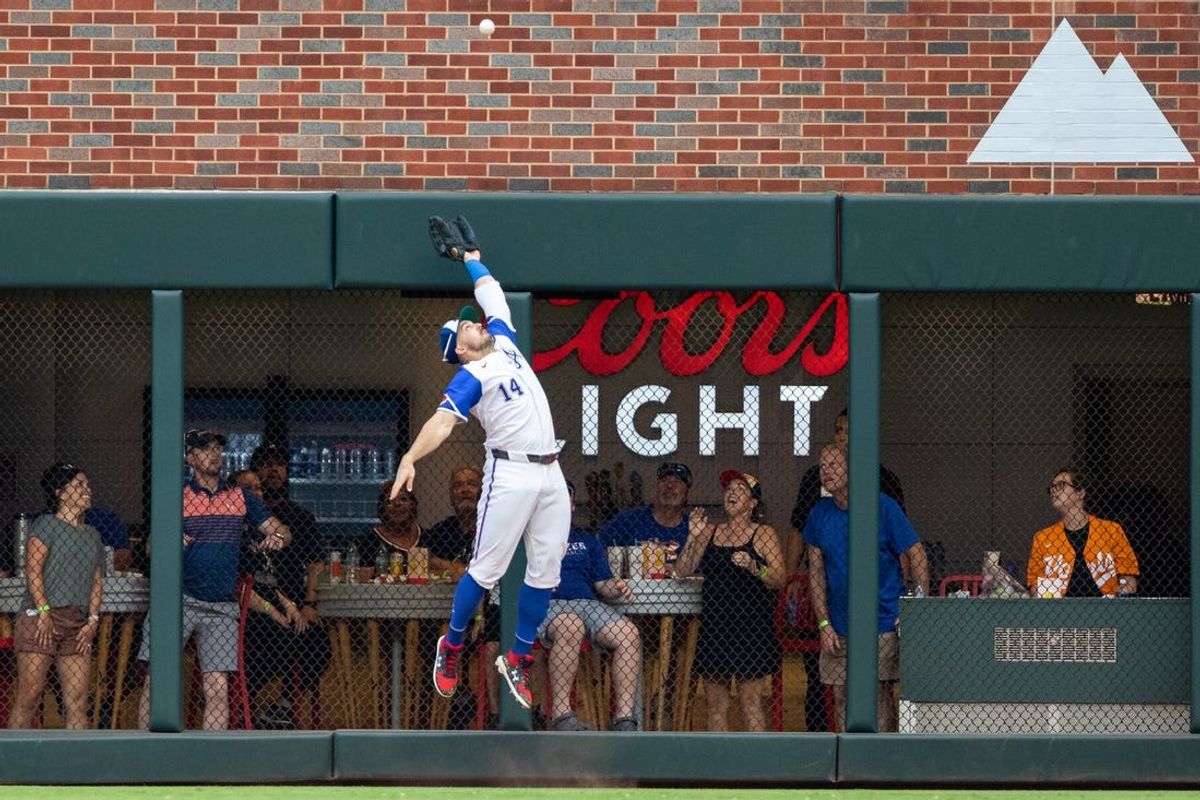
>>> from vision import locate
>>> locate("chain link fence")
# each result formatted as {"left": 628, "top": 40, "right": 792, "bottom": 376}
{"left": 0, "top": 288, "right": 1188, "bottom": 736}
{"left": 177, "top": 290, "right": 490, "bottom": 731}
{"left": 0, "top": 290, "right": 150, "bottom": 730}
{"left": 533, "top": 289, "right": 846, "bottom": 732}
{"left": 883, "top": 293, "right": 1190, "bottom": 734}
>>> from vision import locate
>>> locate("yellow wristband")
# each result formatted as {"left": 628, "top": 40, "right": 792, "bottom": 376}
{"left": 817, "top": 619, "right": 830, "bottom": 630}
{"left": 262, "top": 601, "right": 273, "bottom": 613}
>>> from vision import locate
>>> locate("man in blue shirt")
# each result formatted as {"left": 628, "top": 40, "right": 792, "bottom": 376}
{"left": 804, "top": 443, "right": 927, "bottom": 733}
{"left": 599, "top": 462, "right": 692, "bottom": 569}
{"left": 540, "top": 482, "right": 641, "bottom": 732}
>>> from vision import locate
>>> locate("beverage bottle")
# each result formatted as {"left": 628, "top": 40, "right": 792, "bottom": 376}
{"left": 308, "top": 440, "right": 320, "bottom": 477}
{"left": 346, "top": 544, "right": 360, "bottom": 584}
{"left": 13, "top": 513, "right": 30, "bottom": 572}
{"left": 319, "top": 447, "right": 333, "bottom": 479}
{"left": 384, "top": 449, "right": 396, "bottom": 479}
{"left": 374, "top": 550, "right": 387, "bottom": 580}
{"left": 328, "top": 550, "right": 342, "bottom": 585}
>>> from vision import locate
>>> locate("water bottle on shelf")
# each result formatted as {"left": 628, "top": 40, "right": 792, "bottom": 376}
{"left": 319, "top": 447, "right": 333, "bottom": 479}
{"left": 13, "top": 513, "right": 30, "bottom": 572}
{"left": 297, "top": 443, "right": 310, "bottom": 477}
{"left": 334, "top": 446, "right": 348, "bottom": 480}
{"left": 365, "top": 446, "right": 380, "bottom": 480}
{"left": 348, "top": 446, "right": 363, "bottom": 481}
{"left": 374, "top": 550, "right": 387, "bottom": 581}
{"left": 307, "top": 440, "right": 319, "bottom": 477}
{"left": 328, "top": 550, "right": 342, "bottom": 585}
{"left": 384, "top": 449, "right": 396, "bottom": 479}
{"left": 346, "top": 544, "right": 360, "bottom": 585}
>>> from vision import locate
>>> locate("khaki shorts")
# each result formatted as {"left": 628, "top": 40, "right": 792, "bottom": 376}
{"left": 819, "top": 631, "right": 900, "bottom": 686}
{"left": 538, "top": 598, "right": 626, "bottom": 646}
{"left": 137, "top": 596, "right": 239, "bottom": 674}
{"left": 14, "top": 606, "right": 87, "bottom": 657}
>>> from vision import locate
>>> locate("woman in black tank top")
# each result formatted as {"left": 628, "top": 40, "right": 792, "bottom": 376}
{"left": 675, "top": 470, "right": 785, "bottom": 731}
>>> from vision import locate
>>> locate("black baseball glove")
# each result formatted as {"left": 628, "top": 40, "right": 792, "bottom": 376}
{"left": 453, "top": 215, "right": 480, "bottom": 252}
{"left": 428, "top": 215, "right": 482, "bottom": 261}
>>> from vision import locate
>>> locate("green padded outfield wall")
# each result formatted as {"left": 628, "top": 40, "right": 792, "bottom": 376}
{"left": 0, "top": 192, "right": 1197, "bottom": 787}
{"left": 840, "top": 196, "right": 1200, "bottom": 292}
{"left": 0, "top": 191, "right": 334, "bottom": 288}
{"left": 900, "top": 598, "right": 1189, "bottom": 704}
{"left": 334, "top": 193, "right": 838, "bottom": 291}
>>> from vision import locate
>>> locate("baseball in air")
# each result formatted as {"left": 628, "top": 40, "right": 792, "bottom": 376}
{"left": 479, "top": 18, "right": 495, "bottom": 37}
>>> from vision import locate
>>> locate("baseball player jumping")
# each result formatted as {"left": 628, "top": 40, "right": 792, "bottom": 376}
{"left": 391, "top": 215, "right": 571, "bottom": 711}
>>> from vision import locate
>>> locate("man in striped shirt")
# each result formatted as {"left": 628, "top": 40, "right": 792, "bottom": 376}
{"left": 138, "top": 429, "right": 291, "bottom": 730}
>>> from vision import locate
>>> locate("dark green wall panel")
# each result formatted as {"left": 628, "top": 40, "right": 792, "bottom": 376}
{"left": 841, "top": 196, "right": 1200, "bottom": 291}
{"left": 0, "top": 732, "right": 333, "bottom": 783}
{"left": 333, "top": 731, "right": 837, "bottom": 784}
{"left": 0, "top": 191, "right": 334, "bottom": 288}
{"left": 839, "top": 734, "right": 1200, "bottom": 785}
{"left": 335, "top": 193, "right": 838, "bottom": 291}
{"left": 900, "top": 598, "right": 1189, "bottom": 704}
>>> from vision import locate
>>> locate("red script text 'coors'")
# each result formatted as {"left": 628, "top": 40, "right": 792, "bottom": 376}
{"left": 533, "top": 291, "right": 848, "bottom": 378}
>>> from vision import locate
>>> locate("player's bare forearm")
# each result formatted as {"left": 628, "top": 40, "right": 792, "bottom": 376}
{"left": 906, "top": 542, "right": 929, "bottom": 596}
{"left": 393, "top": 411, "right": 457, "bottom": 495}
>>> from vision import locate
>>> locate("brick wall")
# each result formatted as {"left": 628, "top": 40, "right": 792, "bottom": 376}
{"left": 0, "top": 0, "right": 1195, "bottom": 194}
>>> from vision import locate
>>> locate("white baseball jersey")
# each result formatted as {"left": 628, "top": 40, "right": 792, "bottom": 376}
{"left": 436, "top": 278, "right": 570, "bottom": 590}
{"left": 437, "top": 280, "right": 557, "bottom": 454}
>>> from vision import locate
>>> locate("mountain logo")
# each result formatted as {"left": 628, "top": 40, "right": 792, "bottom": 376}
{"left": 969, "top": 19, "right": 1193, "bottom": 163}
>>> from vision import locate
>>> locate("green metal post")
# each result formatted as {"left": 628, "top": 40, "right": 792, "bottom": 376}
{"left": 1191, "top": 294, "right": 1200, "bottom": 734}
{"left": 847, "top": 292, "right": 881, "bottom": 733}
{"left": 498, "top": 290, "right": 533, "bottom": 731}
{"left": 149, "top": 290, "right": 184, "bottom": 732}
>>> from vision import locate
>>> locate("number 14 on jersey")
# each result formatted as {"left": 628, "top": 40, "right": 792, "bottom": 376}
{"left": 498, "top": 378, "right": 525, "bottom": 402}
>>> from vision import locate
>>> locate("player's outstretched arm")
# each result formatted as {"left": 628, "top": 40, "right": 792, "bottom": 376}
{"left": 392, "top": 411, "right": 458, "bottom": 497}
{"left": 463, "top": 250, "right": 491, "bottom": 287}
{"left": 462, "top": 252, "right": 515, "bottom": 331}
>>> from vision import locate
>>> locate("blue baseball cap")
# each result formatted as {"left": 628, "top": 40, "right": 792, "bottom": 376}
{"left": 438, "top": 304, "right": 480, "bottom": 364}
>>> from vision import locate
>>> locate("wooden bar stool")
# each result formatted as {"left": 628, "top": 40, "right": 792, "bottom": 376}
{"left": 89, "top": 614, "right": 114, "bottom": 727}
{"left": 574, "top": 641, "right": 607, "bottom": 729}
{"left": 366, "top": 619, "right": 381, "bottom": 728}
{"left": 334, "top": 620, "right": 357, "bottom": 728}
{"left": 650, "top": 615, "right": 674, "bottom": 730}
{"left": 672, "top": 616, "right": 700, "bottom": 731}
{"left": 401, "top": 619, "right": 420, "bottom": 729}
{"left": 108, "top": 615, "right": 137, "bottom": 729}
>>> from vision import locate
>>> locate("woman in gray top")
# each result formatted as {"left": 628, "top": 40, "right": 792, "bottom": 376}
{"left": 10, "top": 463, "right": 104, "bottom": 729}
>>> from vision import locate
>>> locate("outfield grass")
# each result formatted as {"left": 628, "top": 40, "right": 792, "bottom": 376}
{"left": 5, "top": 789, "right": 1200, "bottom": 800}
